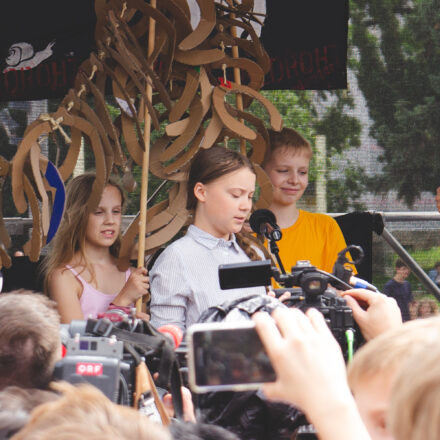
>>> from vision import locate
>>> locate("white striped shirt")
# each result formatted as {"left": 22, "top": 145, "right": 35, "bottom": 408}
{"left": 149, "top": 225, "right": 266, "bottom": 330}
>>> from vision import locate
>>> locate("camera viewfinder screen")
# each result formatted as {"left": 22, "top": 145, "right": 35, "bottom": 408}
{"left": 192, "top": 326, "right": 276, "bottom": 386}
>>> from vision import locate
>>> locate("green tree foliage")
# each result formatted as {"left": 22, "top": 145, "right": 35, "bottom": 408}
{"left": 351, "top": 0, "right": 440, "bottom": 205}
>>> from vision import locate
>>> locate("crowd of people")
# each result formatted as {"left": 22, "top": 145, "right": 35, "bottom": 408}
{"left": 1, "top": 127, "right": 439, "bottom": 439}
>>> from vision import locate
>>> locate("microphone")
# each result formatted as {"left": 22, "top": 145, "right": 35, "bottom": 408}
{"left": 157, "top": 325, "right": 183, "bottom": 348}
{"left": 249, "top": 209, "right": 282, "bottom": 241}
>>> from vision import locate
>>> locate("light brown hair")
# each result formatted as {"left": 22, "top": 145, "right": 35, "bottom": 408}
{"left": 42, "top": 172, "right": 125, "bottom": 291}
{"left": 347, "top": 316, "right": 440, "bottom": 392}
{"left": 0, "top": 290, "right": 61, "bottom": 390}
{"left": 264, "top": 127, "right": 312, "bottom": 165}
{"left": 389, "top": 342, "right": 440, "bottom": 440}
{"left": 187, "top": 146, "right": 262, "bottom": 261}
{"left": 11, "top": 382, "right": 171, "bottom": 440}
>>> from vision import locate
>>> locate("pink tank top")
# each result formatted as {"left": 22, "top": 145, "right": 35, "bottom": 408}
{"left": 66, "top": 265, "right": 131, "bottom": 319}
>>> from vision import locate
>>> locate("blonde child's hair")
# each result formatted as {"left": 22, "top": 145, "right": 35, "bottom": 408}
{"left": 11, "top": 381, "right": 170, "bottom": 440}
{"left": 389, "top": 341, "right": 440, "bottom": 440}
{"left": 347, "top": 316, "right": 440, "bottom": 391}
{"left": 42, "top": 173, "right": 125, "bottom": 292}
{"left": 264, "top": 127, "right": 312, "bottom": 165}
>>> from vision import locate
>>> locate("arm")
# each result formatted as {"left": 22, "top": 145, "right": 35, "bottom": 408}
{"left": 341, "top": 289, "right": 402, "bottom": 340}
{"left": 112, "top": 267, "right": 150, "bottom": 307}
{"left": 48, "top": 268, "right": 84, "bottom": 323}
{"left": 149, "top": 247, "right": 189, "bottom": 331}
{"left": 253, "top": 308, "right": 371, "bottom": 440}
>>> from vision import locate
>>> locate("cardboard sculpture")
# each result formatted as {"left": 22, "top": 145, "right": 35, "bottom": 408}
{"left": 2, "top": 0, "right": 283, "bottom": 284}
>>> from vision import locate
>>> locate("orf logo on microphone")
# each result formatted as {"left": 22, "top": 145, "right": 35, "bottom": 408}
{"left": 76, "top": 362, "right": 103, "bottom": 376}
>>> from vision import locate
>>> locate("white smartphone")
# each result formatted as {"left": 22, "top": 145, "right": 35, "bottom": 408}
{"left": 187, "top": 321, "right": 276, "bottom": 393}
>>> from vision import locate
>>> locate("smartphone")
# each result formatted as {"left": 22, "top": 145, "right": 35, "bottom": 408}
{"left": 187, "top": 321, "right": 276, "bottom": 393}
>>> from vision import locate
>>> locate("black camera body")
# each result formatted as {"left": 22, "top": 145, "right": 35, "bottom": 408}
{"left": 219, "top": 259, "right": 359, "bottom": 360}
{"left": 276, "top": 260, "right": 355, "bottom": 357}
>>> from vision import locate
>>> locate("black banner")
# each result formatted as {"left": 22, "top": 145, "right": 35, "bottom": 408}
{"left": 0, "top": 1, "right": 347, "bottom": 101}
{"left": 0, "top": 0, "right": 96, "bottom": 101}
{"left": 261, "top": 0, "right": 348, "bottom": 90}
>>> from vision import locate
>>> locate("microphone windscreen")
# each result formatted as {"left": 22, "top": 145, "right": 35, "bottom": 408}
{"left": 157, "top": 325, "right": 183, "bottom": 348}
{"left": 249, "top": 209, "right": 277, "bottom": 234}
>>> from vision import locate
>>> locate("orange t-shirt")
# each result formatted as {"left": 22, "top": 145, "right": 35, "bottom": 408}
{"left": 274, "top": 210, "right": 356, "bottom": 275}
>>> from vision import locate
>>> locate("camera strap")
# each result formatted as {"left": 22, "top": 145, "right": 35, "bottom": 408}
{"left": 85, "top": 318, "right": 184, "bottom": 419}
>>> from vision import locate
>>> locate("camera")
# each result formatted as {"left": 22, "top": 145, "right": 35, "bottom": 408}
{"left": 53, "top": 316, "right": 184, "bottom": 420}
{"left": 219, "top": 259, "right": 360, "bottom": 360}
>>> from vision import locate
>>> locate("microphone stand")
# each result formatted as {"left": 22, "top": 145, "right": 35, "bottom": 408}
{"left": 263, "top": 229, "right": 286, "bottom": 275}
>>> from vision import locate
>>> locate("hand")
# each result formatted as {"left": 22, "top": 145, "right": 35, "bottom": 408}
{"left": 253, "top": 308, "right": 349, "bottom": 412}
{"left": 341, "top": 289, "right": 402, "bottom": 340}
{"left": 114, "top": 267, "right": 149, "bottom": 306}
{"left": 436, "top": 186, "right": 440, "bottom": 213}
{"left": 135, "top": 311, "right": 150, "bottom": 321}
{"left": 267, "top": 289, "right": 291, "bottom": 302}
{"left": 162, "top": 386, "right": 196, "bottom": 423}
{"left": 253, "top": 308, "right": 371, "bottom": 440}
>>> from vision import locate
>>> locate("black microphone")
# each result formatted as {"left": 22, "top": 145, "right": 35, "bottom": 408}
{"left": 249, "top": 209, "right": 282, "bottom": 241}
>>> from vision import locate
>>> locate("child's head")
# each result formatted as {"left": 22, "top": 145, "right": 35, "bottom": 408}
{"left": 417, "top": 299, "right": 438, "bottom": 318}
{"left": 43, "top": 173, "right": 125, "bottom": 282}
{"left": 435, "top": 261, "right": 440, "bottom": 270}
{"left": 394, "top": 258, "right": 410, "bottom": 280}
{"left": 187, "top": 146, "right": 256, "bottom": 239}
{"left": 263, "top": 128, "right": 312, "bottom": 207}
{"left": 347, "top": 316, "right": 440, "bottom": 440}
{"left": 63, "top": 173, "right": 125, "bottom": 256}
{"left": 389, "top": 341, "right": 440, "bottom": 440}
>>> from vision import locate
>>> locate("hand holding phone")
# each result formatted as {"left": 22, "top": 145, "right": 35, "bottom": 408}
{"left": 187, "top": 321, "right": 276, "bottom": 393}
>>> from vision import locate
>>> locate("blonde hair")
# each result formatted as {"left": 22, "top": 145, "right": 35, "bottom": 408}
{"left": 347, "top": 316, "right": 440, "bottom": 391}
{"left": 42, "top": 173, "right": 125, "bottom": 292}
{"left": 416, "top": 299, "right": 439, "bottom": 318}
{"left": 389, "top": 342, "right": 440, "bottom": 440}
{"left": 11, "top": 382, "right": 171, "bottom": 440}
{"left": 264, "top": 127, "right": 312, "bottom": 165}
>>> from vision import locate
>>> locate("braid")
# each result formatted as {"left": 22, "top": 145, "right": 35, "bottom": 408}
{"left": 235, "top": 232, "right": 269, "bottom": 261}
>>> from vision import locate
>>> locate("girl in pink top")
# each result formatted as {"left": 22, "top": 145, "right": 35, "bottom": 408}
{"left": 44, "top": 173, "right": 149, "bottom": 323}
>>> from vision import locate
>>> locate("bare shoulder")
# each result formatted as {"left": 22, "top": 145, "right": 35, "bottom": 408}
{"left": 48, "top": 266, "right": 82, "bottom": 299}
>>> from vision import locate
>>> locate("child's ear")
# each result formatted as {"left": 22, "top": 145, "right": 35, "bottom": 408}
{"left": 193, "top": 182, "right": 207, "bottom": 203}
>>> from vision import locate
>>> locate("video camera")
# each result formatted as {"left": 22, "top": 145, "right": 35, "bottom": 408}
{"left": 219, "top": 258, "right": 359, "bottom": 360}
{"left": 218, "top": 209, "right": 366, "bottom": 359}
{"left": 53, "top": 315, "right": 184, "bottom": 421}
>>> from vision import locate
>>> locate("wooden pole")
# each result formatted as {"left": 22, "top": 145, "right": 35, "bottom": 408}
{"left": 228, "top": 6, "right": 246, "bottom": 155}
{"left": 136, "top": 0, "right": 156, "bottom": 312}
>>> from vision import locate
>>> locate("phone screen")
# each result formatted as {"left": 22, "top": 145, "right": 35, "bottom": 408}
{"left": 187, "top": 322, "right": 276, "bottom": 393}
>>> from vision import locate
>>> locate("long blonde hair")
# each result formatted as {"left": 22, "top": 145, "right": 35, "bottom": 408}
{"left": 42, "top": 173, "right": 125, "bottom": 292}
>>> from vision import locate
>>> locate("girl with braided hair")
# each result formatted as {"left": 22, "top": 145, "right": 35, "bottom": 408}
{"left": 150, "top": 145, "right": 269, "bottom": 331}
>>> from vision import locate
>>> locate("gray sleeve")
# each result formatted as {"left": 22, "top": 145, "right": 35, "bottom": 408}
{"left": 149, "top": 245, "right": 190, "bottom": 331}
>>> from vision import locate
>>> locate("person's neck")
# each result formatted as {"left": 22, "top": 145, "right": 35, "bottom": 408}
{"left": 83, "top": 243, "right": 113, "bottom": 265}
{"left": 268, "top": 203, "right": 300, "bottom": 229}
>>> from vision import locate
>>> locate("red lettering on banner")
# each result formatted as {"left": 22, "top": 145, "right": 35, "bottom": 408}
{"left": 3, "top": 69, "right": 19, "bottom": 96}
{"left": 299, "top": 51, "right": 314, "bottom": 75}
{"left": 51, "top": 61, "right": 67, "bottom": 91}
{"left": 264, "top": 44, "right": 343, "bottom": 90}
{"left": 76, "top": 363, "right": 103, "bottom": 376}
{"left": 37, "top": 63, "right": 51, "bottom": 88}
